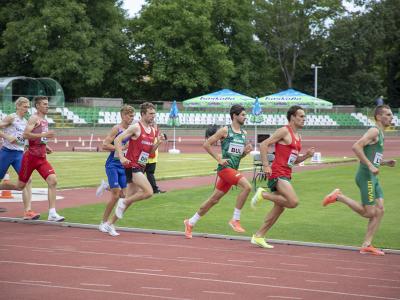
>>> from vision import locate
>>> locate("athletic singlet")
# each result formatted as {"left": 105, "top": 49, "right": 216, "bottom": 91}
{"left": 28, "top": 117, "right": 48, "bottom": 158}
{"left": 270, "top": 125, "right": 302, "bottom": 179}
{"left": 360, "top": 126, "right": 384, "bottom": 170}
{"left": 105, "top": 126, "right": 131, "bottom": 168}
{"left": 2, "top": 113, "right": 27, "bottom": 151}
{"left": 217, "top": 126, "right": 246, "bottom": 171}
{"left": 125, "top": 122, "right": 155, "bottom": 170}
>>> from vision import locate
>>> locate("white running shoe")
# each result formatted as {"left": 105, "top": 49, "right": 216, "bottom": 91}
{"left": 48, "top": 213, "right": 65, "bottom": 222}
{"left": 99, "top": 222, "right": 108, "bottom": 233}
{"left": 96, "top": 179, "right": 109, "bottom": 197}
{"left": 103, "top": 223, "right": 120, "bottom": 236}
{"left": 115, "top": 198, "right": 126, "bottom": 219}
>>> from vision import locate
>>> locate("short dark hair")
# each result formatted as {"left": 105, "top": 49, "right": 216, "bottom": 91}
{"left": 33, "top": 96, "right": 48, "bottom": 108}
{"left": 286, "top": 105, "right": 303, "bottom": 121}
{"left": 140, "top": 102, "right": 155, "bottom": 116}
{"left": 230, "top": 104, "right": 245, "bottom": 120}
{"left": 374, "top": 104, "right": 391, "bottom": 120}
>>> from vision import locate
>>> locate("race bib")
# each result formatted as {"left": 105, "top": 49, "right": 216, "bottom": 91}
{"left": 228, "top": 142, "right": 244, "bottom": 155}
{"left": 373, "top": 152, "right": 383, "bottom": 165}
{"left": 40, "top": 135, "right": 48, "bottom": 144}
{"left": 138, "top": 151, "right": 150, "bottom": 166}
{"left": 16, "top": 135, "right": 25, "bottom": 146}
{"left": 287, "top": 152, "right": 298, "bottom": 168}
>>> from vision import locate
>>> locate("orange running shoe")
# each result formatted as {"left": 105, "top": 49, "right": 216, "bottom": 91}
{"left": 23, "top": 210, "right": 40, "bottom": 220}
{"left": 229, "top": 219, "right": 246, "bottom": 233}
{"left": 360, "top": 245, "right": 385, "bottom": 256}
{"left": 322, "top": 189, "right": 341, "bottom": 206}
{"left": 184, "top": 219, "right": 193, "bottom": 239}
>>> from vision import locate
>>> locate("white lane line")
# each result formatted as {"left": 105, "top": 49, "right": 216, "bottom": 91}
{"left": 280, "top": 263, "right": 308, "bottom": 267}
{"left": 368, "top": 285, "right": 400, "bottom": 289}
{"left": 189, "top": 272, "right": 218, "bottom": 276}
{"left": 268, "top": 296, "right": 302, "bottom": 299}
{"left": 32, "top": 250, "right": 54, "bottom": 253}
{"left": 228, "top": 259, "right": 255, "bottom": 263}
{"left": 81, "top": 266, "right": 108, "bottom": 269}
{"left": 203, "top": 290, "right": 235, "bottom": 295}
{"left": 2, "top": 261, "right": 399, "bottom": 300}
{"left": 80, "top": 283, "right": 111, "bottom": 287}
{"left": 0, "top": 280, "right": 190, "bottom": 300}
{"left": 247, "top": 275, "right": 277, "bottom": 280}
{"left": 306, "top": 280, "right": 337, "bottom": 284}
{"left": 177, "top": 257, "right": 203, "bottom": 260}
{"left": 141, "top": 287, "right": 172, "bottom": 291}
{"left": 336, "top": 266, "right": 365, "bottom": 271}
{"left": 135, "top": 269, "right": 163, "bottom": 272}
{"left": 21, "top": 280, "right": 51, "bottom": 284}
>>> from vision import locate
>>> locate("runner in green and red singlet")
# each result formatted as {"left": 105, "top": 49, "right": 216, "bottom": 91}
{"left": 322, "top": 105, "right": 395, "bottom": 256}
{"left": 184, "top": 105, "right": 253, "bottom": 239}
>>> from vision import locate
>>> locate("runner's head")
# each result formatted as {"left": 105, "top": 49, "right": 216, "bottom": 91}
{"left": 15, "top": 97, "right": 30, "bottom": 115}
{"left": 33, "top": 96, "right": 49, "bottom": 115}
{"left": 230, "top": 105, "right": 246, "bottom": 126}
{"left": 374, "top": 104, "right": 393, "bottom": 128}
{"left": 140, "top": 102, "right": 156, "bottom": 125}
{"left": 287, "top": 105, "right": 305, "bottom": 128}
{"left": 120, "top": 104, "right": 135, "bottom": 125}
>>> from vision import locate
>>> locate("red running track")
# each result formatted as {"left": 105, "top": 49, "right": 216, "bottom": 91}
{"left": 0, "top": 222, "right": 399, "bottom": 300}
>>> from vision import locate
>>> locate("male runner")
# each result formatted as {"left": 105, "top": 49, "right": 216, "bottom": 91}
{"left": 0, "top": 96, "right": 64, "bottom": 221}
{"left": 322, "top": 105, "right": 395, "bottom": 255}
{"left": 184, "top": 104, "right": 253, "bottom": 239}
{"left": 251, "top": 105, "right": 314, "bottom": 248}
{"left": 0, "top": 97, "right": 35, "bottom": 219}
{"left": 97, "top": 105, "right": 135, "bottom": 236}
{"left": 106, "top": 102, "right": 163, "bottom": 234}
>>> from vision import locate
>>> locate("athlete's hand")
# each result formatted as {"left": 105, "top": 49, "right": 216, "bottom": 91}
{"left": 368, "top": 164, "right": 379, "bottom": 175}
{"left": 120, "top": 157, "right": 131, "bottom": 166}
{"left": 244, "top": 143, "right": 253, "bottom": 154}
{"left": 263, "top": 165, "right": 272, "bottom": 176}
{"left": 6, "top": 136, "right": 17, "bottom": 144}
{"left": 306, "top": 147, "right": 315, "bottom": 158}
{"left": 384, "top": 160, "right": 396, "bottom": 167}
{"left": 46, "top": 146, "right": 53, "bottom": 154}
{"left": 218, "top": 158, "right": 229, "bottom": 166}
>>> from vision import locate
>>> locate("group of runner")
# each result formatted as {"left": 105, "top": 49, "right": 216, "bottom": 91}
{"left": 0, "top": 98, "right": 395, "bottom": 255}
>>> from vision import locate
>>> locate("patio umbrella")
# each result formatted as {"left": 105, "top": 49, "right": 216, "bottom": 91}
{"left": 249, "top": 97, "right": 263, "bottom": 152}
{"left": 182, "top": 89, "right": 255, "bottom": 108}
{"left": 167, "top": 100, "right": 180, "bottom": 154}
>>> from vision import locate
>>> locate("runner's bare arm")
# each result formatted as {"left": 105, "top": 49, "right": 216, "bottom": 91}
{"left": 203, "top": 126, "right": 228, "bottom": 165}
{"left": 114, "top": 123, "right": 140, "bottom": 162}
{"left": 102, "top": 125, "right": 120, "bottom": 152}
{"left": 23, "top": 115, "right": 55, "bottom": 140}
{"left": 0, "top": 115, "right": 14, "bottom": 129}
{"left": 352, "top": 127, "right": 379, "bottom": 174}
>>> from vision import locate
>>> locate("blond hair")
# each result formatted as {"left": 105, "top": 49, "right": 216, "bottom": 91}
{"left": 15, "top": 97, "right": 30, "bottom": 108}
{"left": 120, "top": 104, "right": 134, "bottom": 116}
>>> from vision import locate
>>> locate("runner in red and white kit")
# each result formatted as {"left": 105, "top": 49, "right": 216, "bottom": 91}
{"left": 106, "top": 102, "right": 163, "bottom": 233}
{"left": 0, "top": 96, "right": 64, "bottom": 221}
{"left": 250, "top": 105, "right": 314, "bottom": 248}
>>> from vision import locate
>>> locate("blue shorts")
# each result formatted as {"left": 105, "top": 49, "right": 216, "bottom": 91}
{"left": 0, "top": 147, "right": 23, "bottom": 179}
{"left": 105, "top": 165, "right": 127, "bottom": 189}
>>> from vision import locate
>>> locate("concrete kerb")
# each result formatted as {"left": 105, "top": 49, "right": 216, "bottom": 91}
{"left": 1, "top": 217, "right": 399, "bottom": 255}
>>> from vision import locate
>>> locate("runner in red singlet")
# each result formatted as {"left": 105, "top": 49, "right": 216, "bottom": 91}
{"left": 106, "top": 102, "right": 164, "bottom": 233}
{"left": 250, "top": 105, "right": 315, "bottom": 248}
{"left": 0, "top": 96, "right": 64, "bottom": 221}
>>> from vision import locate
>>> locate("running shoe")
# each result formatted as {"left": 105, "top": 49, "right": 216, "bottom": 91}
{"left": 99, "top": 222, "right": 108, "bottom": 233}
{"left": 96, "top": 179, "right": 109, "bottom": 197}
{"left": 183, "top": 219, "right": 193, "bottom": 239}
{"left": 360, "top": 245, "right": 385, "bottom": 256}
{"left": 23, "top": 210, "right": 41, "bottom": 220}
{"left": 251, "top": 187, "right": 266, "bottom": 209}
{"left": 322, "top": 188, "right": 341, "bottom": 206}
{"left": 229, "top": 219, "right": 246, "bottom": 233}
{"left": 251, "top": 235, "right": 274, "bottom": 249}
{"left": 103, "top": 223, "right": 120, "bottom": 237}
{"left": 115, "top": 198, "right": 126, "bottom": 219}
{"left": 47, "top": 213, "right": 65, "bottom": 222}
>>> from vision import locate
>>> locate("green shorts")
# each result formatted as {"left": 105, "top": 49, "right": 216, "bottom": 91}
{"left": 267, "top": 176, "right": 291, "bottom": 192}
{"left": 355, "top": 168, "right": 383, "bottom": 206}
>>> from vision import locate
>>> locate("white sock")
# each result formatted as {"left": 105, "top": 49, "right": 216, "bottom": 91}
{"left": 189, "top": 212, "right": 201, "bottom": 226}
{"left": 233, "top": 208, "right": 241, "bottom": 220}
{"left": 49, "top": 208, "right": 56, "bottom": 216}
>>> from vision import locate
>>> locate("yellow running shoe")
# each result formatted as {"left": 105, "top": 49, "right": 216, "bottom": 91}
{"left": 251, "top": 234, "right": 274, "bottom": 249}
{"left": 251, "top": 187, "right": 266, "bottom": 209}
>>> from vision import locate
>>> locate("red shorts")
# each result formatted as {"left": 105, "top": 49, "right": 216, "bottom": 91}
{"left": 215, "top": 168, "right": 243, "bottom": 193}
{"left": 18, "top": 152, "right": 56, "bottom": 183}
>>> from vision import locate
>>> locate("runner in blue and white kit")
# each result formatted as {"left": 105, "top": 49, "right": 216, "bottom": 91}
{"left": 0, "top": 97, "right": 36, "bottom": 219}
{"left": 97, "top": 105, "right": 135, "bottom": 236}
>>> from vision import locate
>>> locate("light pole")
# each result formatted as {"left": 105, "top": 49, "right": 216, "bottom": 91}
{"left": 311, "top": 64, "right": 322, "bottom": 98}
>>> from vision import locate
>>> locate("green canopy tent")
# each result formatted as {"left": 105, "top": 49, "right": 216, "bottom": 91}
{"left": 182, "top": 89, "right": 255, "bottom": 109}
{"left": 260, "top": 89, "right": 333, "bottom": 110}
